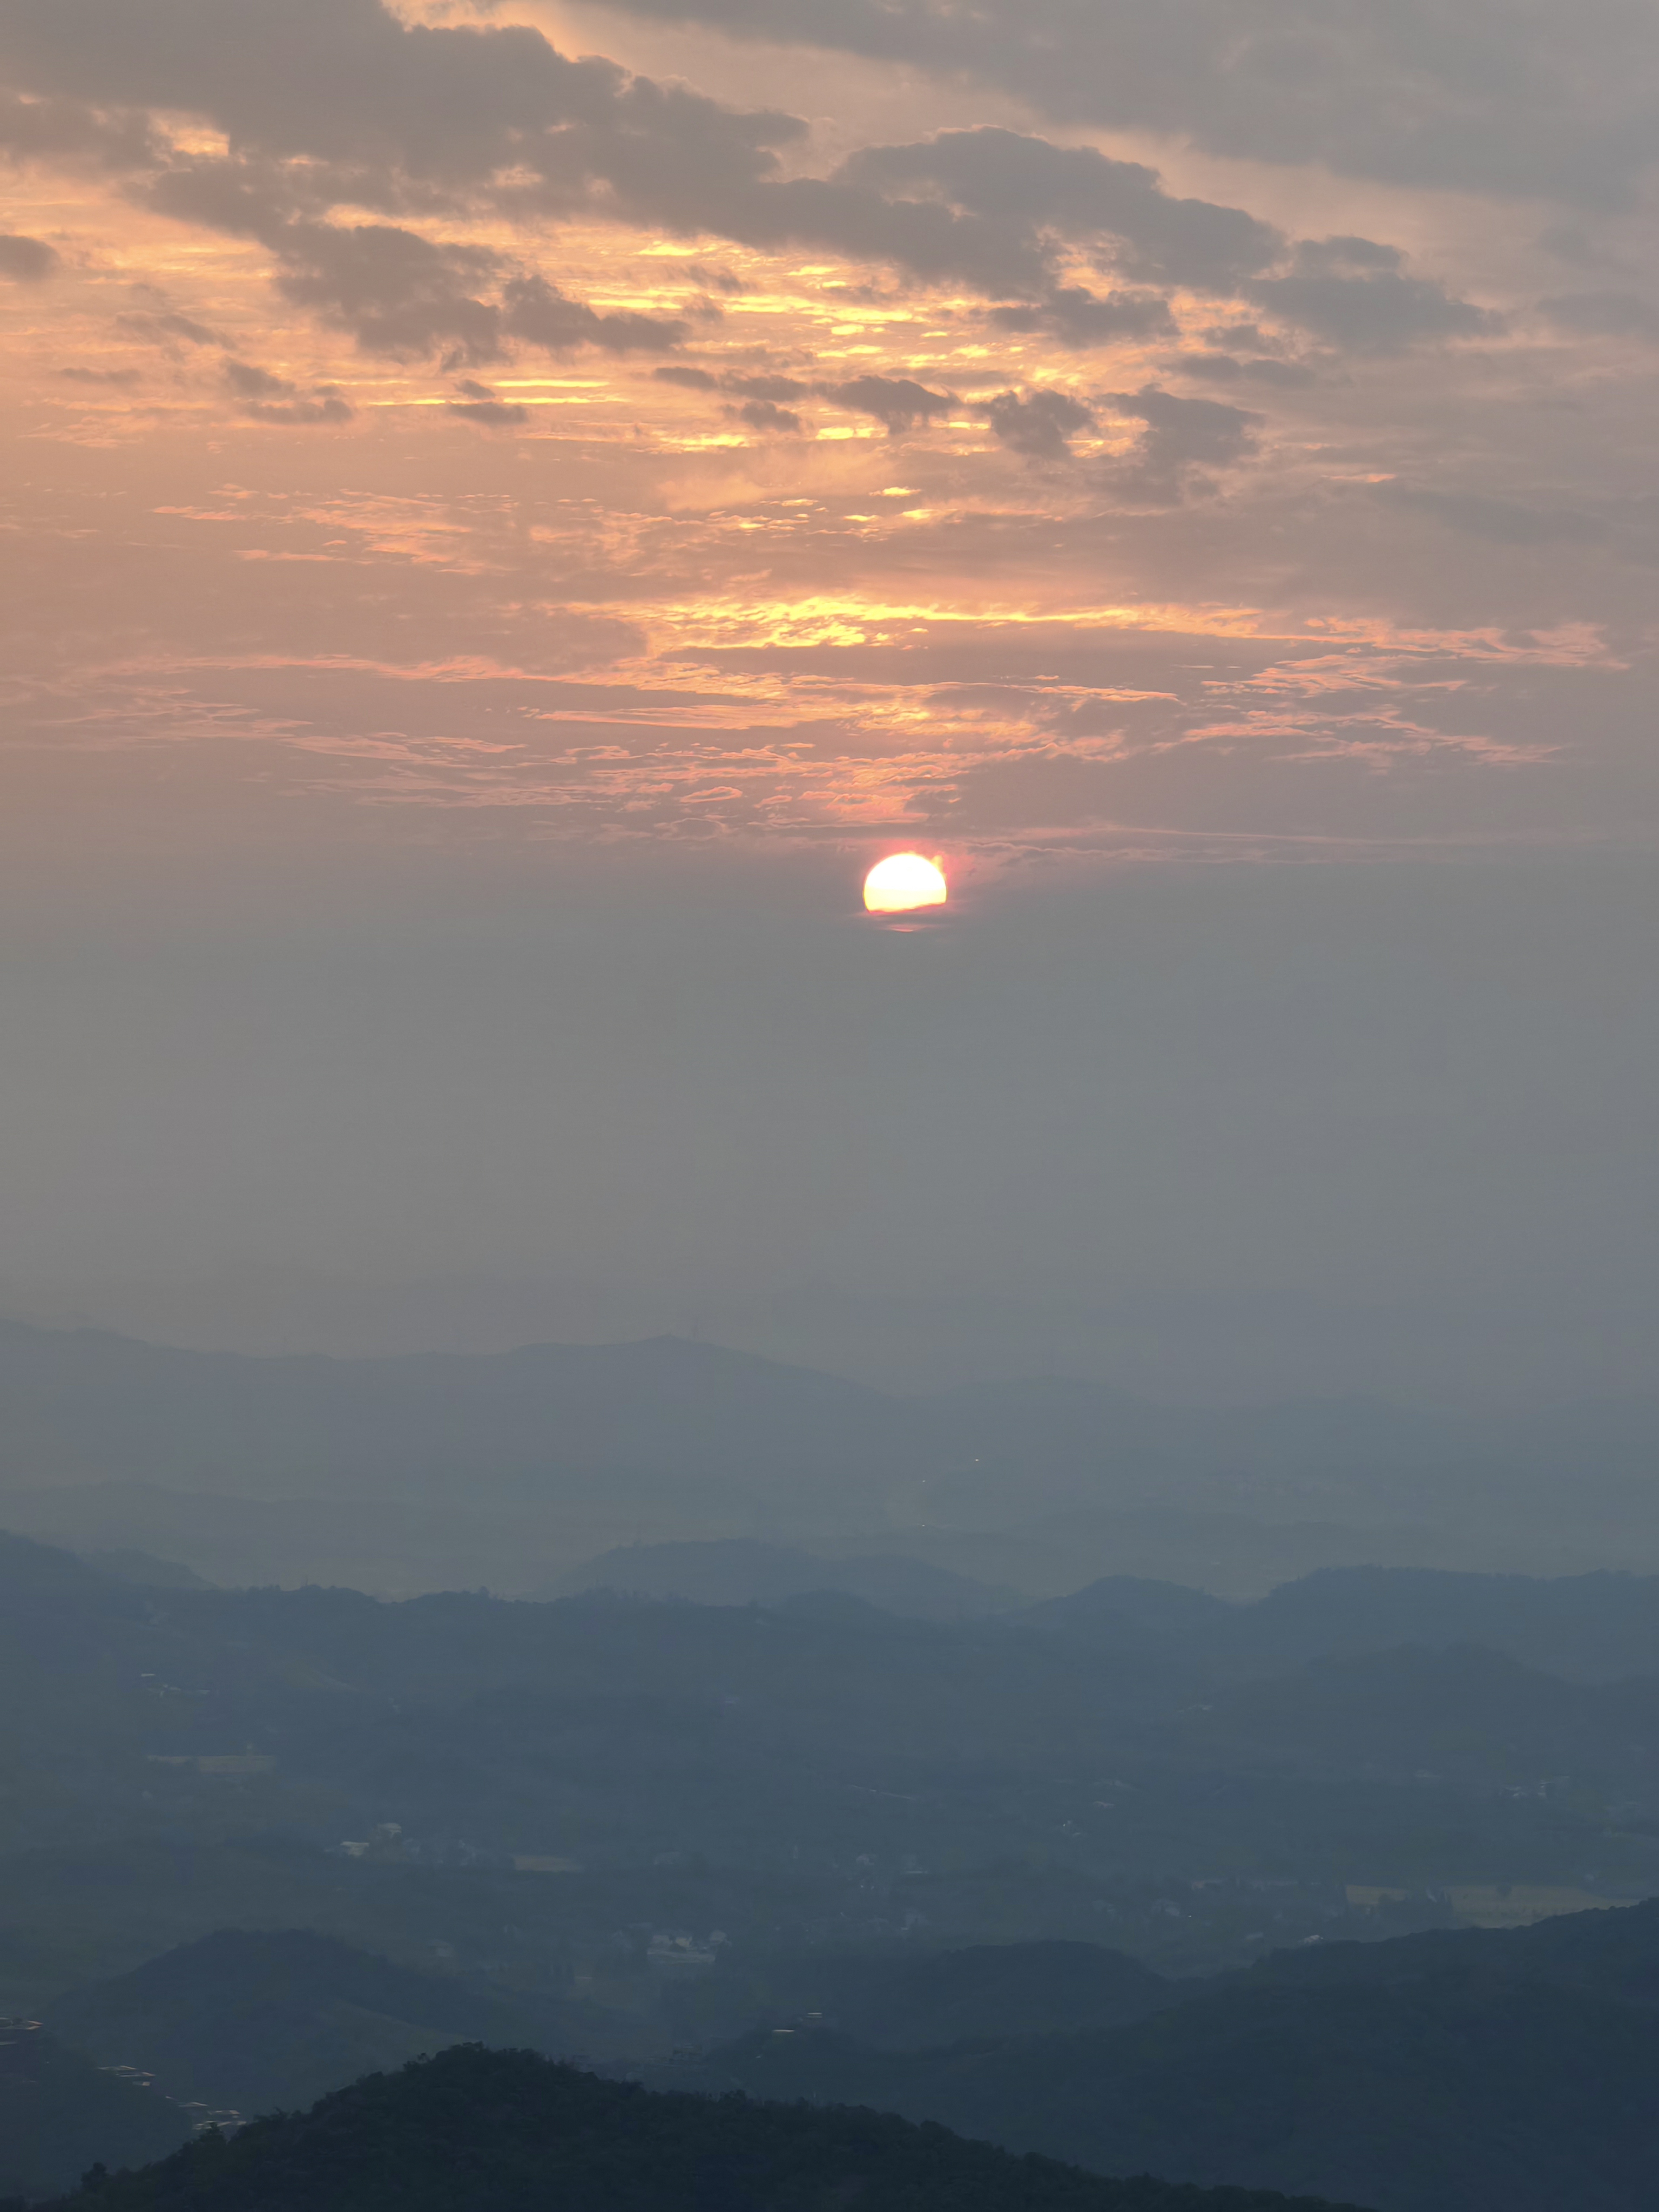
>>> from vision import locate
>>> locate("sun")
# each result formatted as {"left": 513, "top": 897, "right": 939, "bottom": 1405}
{"left": 864, "top": 853, "right": 948, "bottom": 914}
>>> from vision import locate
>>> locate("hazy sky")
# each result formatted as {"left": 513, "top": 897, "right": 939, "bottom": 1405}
{"left": 1, "top": 0, "right": 1657, "bottom": 1401}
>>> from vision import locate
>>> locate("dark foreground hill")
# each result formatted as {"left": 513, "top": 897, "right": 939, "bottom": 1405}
{"left": 676, "top": 1906, "right": 1659, "bottom": 2212}
{"left": 694, "top": 1973, "right": 1659, "bottom": 2212}
{"left": 41, "top": 2045, "right": 1361, "bottom": 2212}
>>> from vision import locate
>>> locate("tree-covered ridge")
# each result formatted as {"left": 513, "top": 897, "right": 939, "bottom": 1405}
{"left": 44, "top": 2045, "right": 1365, "bottom": 2212}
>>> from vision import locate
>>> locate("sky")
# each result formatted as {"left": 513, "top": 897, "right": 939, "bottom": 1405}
{"left": 1, "top": 0, "right": 1657, "bottom": 1402}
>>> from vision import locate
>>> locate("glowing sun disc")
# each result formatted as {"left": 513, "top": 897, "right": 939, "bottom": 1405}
{"left": 864, "top": 853, "right": 948, "bottom": 914}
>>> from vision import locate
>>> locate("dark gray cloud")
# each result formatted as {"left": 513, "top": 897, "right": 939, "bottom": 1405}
{"left": 502, "top": 273, "right": 688, "bottom": 356}
{"left": 0, "top": 231, "right": 58, "bottom": 280}
{"left": 1540, "top": 291, "right": 1659, "bottom": 339}
{"left": 817, "top": 374, "right": 955, "bottom": 433}
{"left": 448, "top": 396, "right": 531, "bottom": 428}
{"left": 117, "top": 307, "right": 221, "bottom": 347}
{"left": 1374, "top": 482, "right": 1610, "bottom": 547}
{"left": 1247, "top": 239, "right": 1497, "bottom": 354}
{"left": 984, "top": 387, "right": 1094, "bottom": 459}
{"left": 987, "top": 287, "right": 1177, "bottom": 349}
{"left": 726, "top": 373, "right": 810, "bottom": 402}
{"left": 839, "top": 130, "right": 1280, "bottom": 290}
{"left": 0, "top": 3, "right": 1327, "bottom": 319}
{"left": 260, "top": 219, "right": 507, "bottom": 363}
{"left": 1105, "top": 384, "right": 1260, "bottom": 498}
{"left": 588, "top": 0, "right": 1659, "bottom": 206}
{"left": 222, "top": 356, "right": 355, "bottom": 424}
{"left": 242, "top": 390, "right": 354, "bottom": 424}
{"left": 724, "top": 396, "right": 801, "bottom": 432}
{"left": 0, "top": 0, "right": 1498, "bottom": 372}
{"left": 0, "top": 87, "right": 157, "bottom": 168}
{"left": 222, "top": 358, "right": 291, "bottom": 400}
{"left": 140, "top": 180, "right": 690, "bottom": 363}
{"left": 1183, "top": 352, "right": 1317, "bottom": 389}
{"left": 0, "top": 2, "right": 1026, "bottom": 295}
{"left": 651, "top": 366, "right": 813, "bottom": 431}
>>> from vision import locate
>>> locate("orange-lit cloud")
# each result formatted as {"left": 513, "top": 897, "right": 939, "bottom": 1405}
{"left": 0, "top": 0, "right": 1656, "bottom": 868}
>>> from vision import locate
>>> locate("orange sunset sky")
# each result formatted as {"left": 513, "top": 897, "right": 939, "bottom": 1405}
{"left": 5, "top": 0, "right": 1658, "bottom": 864}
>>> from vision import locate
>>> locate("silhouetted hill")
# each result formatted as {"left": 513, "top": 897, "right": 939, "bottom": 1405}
{"left": 814, "top": 1940, "right": 1174, "bottom": 2050}
{"left": 1024, "top": 1578, "right": 1237, "bottom": 1651}
{"left": 41, "top": 2044, "right": 1361, "bottom": 2212}
{"left": 1237, "top": 1893, "right": 1659, "bottom": 2009}
{"left": 1232, "top": 1567, "right": 1659, "bottom": 1680}
{"left": 0, "top": 1529, "right": 117, "bottom": 1600}
{"left": 1152, "top": 1642, "right": 1659, "bottom": 1792}
{"left": 0, "top": 2022, "right": 189, "bottom": 2199}
{"left": 1031, "top": 1565, "right": 1659, "bottom": 1682}
{"left": 42, "top": 1931, "right": 594, "bottom": 2115}
{"left": 661, "top": 1905, "right": 1659, "bottom": 2211}
{"left": 689, "top": 1967, "right": 1659, "bottom": 2212}
{"left": 77, "top": 1552, "right": 213, "bottom": 1590}
{"left": 0, "top": 1323, "right": 921, "bottom": 1508}
{"left": 550, "top": 1540, "right": 1014, "bottom": 1620}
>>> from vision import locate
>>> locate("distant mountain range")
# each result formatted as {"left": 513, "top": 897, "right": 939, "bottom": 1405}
{"left": 3, "top": 1319, "right": 1658, "bottom": 1596}
{"left": 546, "top": 1538, "right": 1019, "bottom": 1618}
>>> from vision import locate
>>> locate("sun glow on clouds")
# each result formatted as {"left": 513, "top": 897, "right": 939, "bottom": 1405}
{"left": 0, "top": 0, "right": 1649, "bottom": 863}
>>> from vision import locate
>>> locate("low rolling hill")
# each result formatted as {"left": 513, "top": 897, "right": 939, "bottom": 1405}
{"left": 38, "top": 2043, "right": 1363, "bottom": 2212}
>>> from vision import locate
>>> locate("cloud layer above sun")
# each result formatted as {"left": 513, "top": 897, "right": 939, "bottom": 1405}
{"left": 2, "top": 0, "right": 1658, "bottom": 860}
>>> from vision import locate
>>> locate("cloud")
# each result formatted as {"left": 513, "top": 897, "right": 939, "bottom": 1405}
{"left": 448, "top": 397, "right": 531, "bottom": 427}
{"left": 116, "top": 307, "right": 221, "bottom": 347}
{"left": 652, "top": 365, "right": 813, "bottom": 430}
{"left": 268, "top": 221, "right": 510, "bottom": 363}
{"left": 503, "top": 273, "right": 687, "bottom": 356}
{"left": 0, "top": 86, "right": 157, "bottom": 169}
{"left": 0, "top": 231, "right": 58, "bottom": 280}
{"left": 1374, "top": 483, "right": 1609, "bottom": 547}
{"left": 222, "top": 358, "right": 292, "bottom": 400}
{"left": 725, "top": 373, "right": 809, "bottom": 401}
{"left": 1540, "top": 291, "right": 1659, "bottom": 339}
{"left": 584, "top": 0, "right": 1659, "bottom": 206}
{"left": 1182, "top": 352, "right": 1317, "bottom": 389}
{"left": 0, "top": 4, "right": 1315, "bottom": 319}
{"left": 839, "top": 130, "right": 1281, "bottom": 290}
{"left": 984, "top": 387, "right": 1094, "bottom": 460}
{"left": 222, "top": 356, "right": 355, "bottom": 424}
{"left": 244, "top": 392, "right": 354, "bottom": 424}
{"left": 724, "top": 396, "right": 801, "bottom": 432}
{"left": 987, "top": 286, "right": 1176, "bottom": 348}
{"left": 144, "top": 187, "right": 690, "bottom": 363}
{"left": 817, "top": 375, "right": 955, "bottom": 432}
{"left": 0, "top": 0, "right": 1504, "bottom": 392}
{"left": 1104, "top": 383, "right": 1260, "bottom": 498}
{"left": 1248, "top": 240, "right": 1497, "bottom": 354}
